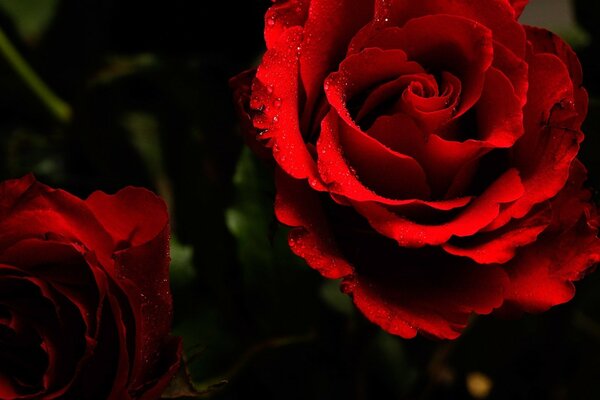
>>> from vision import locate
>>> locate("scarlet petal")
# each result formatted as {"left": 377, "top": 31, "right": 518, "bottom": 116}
{"left": 377, "top": 0, "right": 526, "bottom": 58}
{"left": 111, "top": 226, "right": 175, "bottom": 391}
{"left": 366, "top": 113, "right": 426, "bottom": 159}
{"left": 492, "top": 40, "right": 529, "bottom": 106}
{"left": 489, "top": 52, "right": 582, "bottom": 230}
{"left": 299, "top": 0, "right": 374, "bottom": 131}
{"left": 357, "top": 15, "right": 494, "bottom": 116}
{"left": 502, "top": 219, "right": 600, "bottom": 313}
{"left": 86, "top": 187, "right": 168, "bottom": 249}
{"left": 442, "top": 207, "right": 550, "bottom": 264}
{"left": 0, "top": 174, "right": 35, "bottom": 215}
{"left": 343, "top": 242, "right": 507, "bottom": 339}
{"left": 0, "top": 179, "right": 113, "bottom": 265}
{"left": 318, "top": 110, "right": 431, "bottom": 201}
{"left": 473, "top": 67, "right": 524, "bottom": 146}
{"left": 508, "top": 0, "right": 529, "bottom": 17}
{"left": 354, "top": 169, "right": 524, "bottom": 246}
{"left": 274, "top": 169, "right": 353, "bottom": 279}
{"left": 525, "top": 26, "right": 588, "bottom": 127}
{"left": 229, "top": 69, "right": 274, "bottom": 161}
{"left": 252, "top": 27, "right": 322, "bottom": 185}
{"left": 264, "top": 0, "right": 309, "bottom": 49}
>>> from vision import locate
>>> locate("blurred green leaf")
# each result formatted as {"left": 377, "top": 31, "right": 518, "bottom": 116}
{"left": 319, "top": 280, "right": 354, "bottom": 316}
{"left": 0, "top": 0, "right": 59, "bottom": 40}
{"left": 170, "top": 237, "right": 196, "bottom": 286}
{"left": 225, "top": 148, "right": 274, "bottom": 272}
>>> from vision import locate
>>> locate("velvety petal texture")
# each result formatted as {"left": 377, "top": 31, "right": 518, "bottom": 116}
{"left": 0, "top": 176, "right": 181, "bottom": 399}
{"left": 231, "top": 0, "right": 599, "bottom": 339}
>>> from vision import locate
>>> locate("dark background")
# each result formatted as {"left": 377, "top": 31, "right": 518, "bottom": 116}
{"left": 1, "top": 0, "right": 599, "bottom": 399}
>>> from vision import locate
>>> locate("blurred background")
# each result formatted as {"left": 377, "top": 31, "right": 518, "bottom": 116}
{"left": 1, "top": 0, "right": 599, "bottom": 399}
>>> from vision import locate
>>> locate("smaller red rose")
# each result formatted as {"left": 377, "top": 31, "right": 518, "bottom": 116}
{"left": 0, "top": 175, "right": 181, "bottom": 400}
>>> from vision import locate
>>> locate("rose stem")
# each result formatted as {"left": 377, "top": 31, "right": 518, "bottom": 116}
{"left": 0, "top": 26, "right": 72, "bottom": 124}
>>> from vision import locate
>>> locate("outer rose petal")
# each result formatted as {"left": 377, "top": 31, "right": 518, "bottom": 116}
{"left": 86, "top": 186, "right": 180, "bottom": 396}
{"left": 502, "top": 218, "right": 600, "bottom": 313}
{"left": 488, "top": 51, "right": 582, "bottom": 231}
{"left": 341, "top": 239, "right": 508, "bottom": 339}
{"left": 251, "top": 26, "right": 323, "bottom": 187}
{"left": 229, "top": 69, "right": 273, "bottom": 161}
{"left": 275, "top": 168, "right": 353, "bottom": 279}
{"left": 0, "top": 178, "right": 113, "bottom": 266}
{"left": 264, "top": 0, "right": 309, "bottom": 49}
{"left": 525, "top": 26, "right": 588, "bottom": 127}
{"left": 299, "top": 0, "right": 374, "bottom": 130}
{"left": 378, "top": 0, "right": 526, "bottom": 58}
{"left": 86, "top": 187, "right": 168, "bottom": 249}
{"left": 508, "top": 0, "right": 529, "bottom": 17}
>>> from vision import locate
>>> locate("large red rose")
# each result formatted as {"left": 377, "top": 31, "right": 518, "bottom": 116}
{"left": 0, "top": 176, "right": 181, "bottom": 399}
{"left": 232, "top": 0, "right": 600, "bottom": 339}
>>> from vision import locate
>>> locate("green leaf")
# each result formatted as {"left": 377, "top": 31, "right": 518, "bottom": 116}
{"left": 0, "top": 0, "right": 59, "bottom": 40}
{"left": 320, "top": 279, "right": 354, "bottom": 316}
{"left": 169, "top": 237, "right": 196, "bottom": 286}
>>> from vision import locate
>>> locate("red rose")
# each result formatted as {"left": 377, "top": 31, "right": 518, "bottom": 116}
{"left": 0, "top": 176, "right": 181, "bottom": 399}
{"left": 232, "top": 0, "right": 600, "bottom": 339}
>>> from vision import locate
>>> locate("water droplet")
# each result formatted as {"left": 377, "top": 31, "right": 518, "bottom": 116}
{"left": 273, "top": 143, "right": 280, "bottom": 153}
{"left": 289, "top": 237, "right": 296, "bottom": 247}
{"left": 384, "top": 18, "right": 389, "bottom": 22}
{"left": 267, "top": 16, "right": 276, "bottom": 27}
{"left": 273, "top": 98, "right": 282, "bottom": 108}
{"left": 273, "top": 115, "right": 279, "bottom": 123}
{"left": 267, "top": 85, "right": 274, "bottom": 94}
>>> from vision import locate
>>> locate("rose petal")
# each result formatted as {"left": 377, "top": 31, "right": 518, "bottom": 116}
{"left": 264, "top": 0, "right": 309, "bottom": 49}
{"left": 487, "top": 52, "right": 582, "bottom": 230}
{"left": 502, "top": 218, "right": 600, "bottom": 313}
{"left": 508, "top": 0, "right": 529, "bottom": 17}
{"left": 525, "top": 26, "right": 588, "bottom": 127}
{"left": 229, "top": 69, "right": 274, "bottom": 161}
{"left": 251, "top": 26, "right": 323, "bottom": 186}
{"left": 111, "top": 225, "right": 175, "bottom": 391}
{"left": 274, "top": 168, "right": 353, "bottom": 279}
{"left": 353, "top": 168, "right": 524, "bottom": 246}
{"left": 377, "top": 0, "right": 526, "bottom": 58}
{"left": 340, "top": 239, "right": 507, "bottom": 339}
{"left": 86, "top": 186, "right": 168, "bottom": 250}
{"left": 299, "top": 0, "right": 374, "bottom": 131}
{"left": 442, "top": 206, "right": 550, "bottom": 264}
{"left": 354, "top": 15, "right": 494, "bottom": 116}
{"left": 0, "top": 179, "right": 113, "bottom": 266}
{"left": 492, "top": 40, "right": 529, "bottom": 106}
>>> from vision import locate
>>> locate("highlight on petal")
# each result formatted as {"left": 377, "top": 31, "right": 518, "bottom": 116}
{"left": 251, "top": 26, "right": 323, "bottom": 185}
{"left": 264, "top": 0, "right": 310, "bottom": 49}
